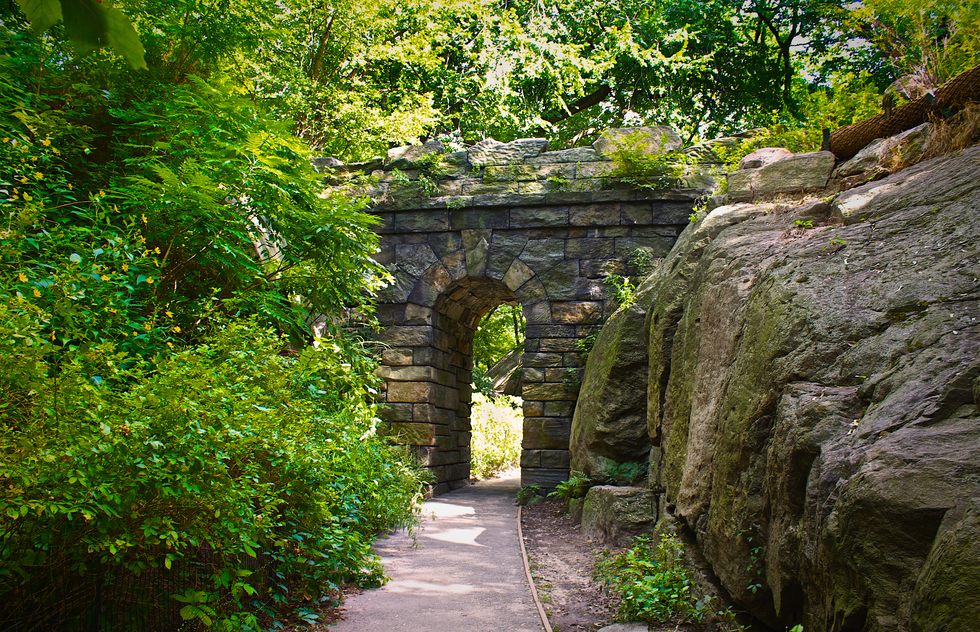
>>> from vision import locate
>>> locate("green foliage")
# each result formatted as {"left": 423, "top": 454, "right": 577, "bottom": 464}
{"left": 627, "top": 247, "right": 656, "bottom": 276}
{"left": 596, "top": 456, "right": 647, "bottom": 485}
{"left": 548, "top": 471, "right": 593, "bottom": 501}
{"left": 515, "top": 485, "right": 543, "bottom": 506}
{"left": 470, "top": 393, "right": 522, "bottom": 479}
{"left": 0, "top": 318, "right": 426, "bottom": 625}
{"left": 609, "top": 133, "right": 690, "bottom": 189}
{"left": 595, "top": 534, "right": 706, "bottom": 625}
{"left": 604, "top": 275, "right": 638, "bottom": 309}
{"left": 473, "top": 304, "right": 525, "bottom": 374}
{"left": 852, "top": 0, "right": 980, "bottom": 82}
{"left": 14, "top": 0, "right": 146, "bottom": 68}
{"left": 794, "top": 219, "right": 814, "bottom": 228}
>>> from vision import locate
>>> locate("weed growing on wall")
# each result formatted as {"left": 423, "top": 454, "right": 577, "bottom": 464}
{"left": 470, "top": 393, "right": 522, "bottom": 479}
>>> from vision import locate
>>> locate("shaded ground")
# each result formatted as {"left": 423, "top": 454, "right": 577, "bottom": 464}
{"left": 521, "top": 499, "right": 726, "bottom": 632}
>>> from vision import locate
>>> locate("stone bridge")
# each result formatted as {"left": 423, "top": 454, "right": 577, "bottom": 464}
{"left": 330, "top": 133, "right": 717, "bottom": 494}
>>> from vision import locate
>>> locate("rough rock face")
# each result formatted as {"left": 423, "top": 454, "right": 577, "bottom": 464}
{"left": 569, "top": 302, "right": 651, "bottom": 482}
{"left": 727, "top": 150, "right": 835, "bottom": 201}
{"left": 641, "top": 146, "right": 980, "bottom": 631}
{"left": 572, "top": 145, "right": 980, "bottom": 631}
{"left": 582, "top": 486, "right": 658, "bottom": 546}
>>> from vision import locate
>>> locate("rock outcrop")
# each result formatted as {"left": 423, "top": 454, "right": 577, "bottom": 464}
{"left": 572, "top": 144, "right": 980, "bottom": 631}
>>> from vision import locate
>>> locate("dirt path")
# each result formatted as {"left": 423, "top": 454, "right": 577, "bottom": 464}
{"left": 520, "top": 500, "right": 618, "bottom": 631}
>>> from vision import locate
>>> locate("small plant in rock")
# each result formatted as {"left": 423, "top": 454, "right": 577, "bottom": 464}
{"left": 604, "top": 274, "right": 637, "bottom": 308}
{"left": 595, "top": 533, "right": 705, "bottom": 624}
{"left": 516, "top": 485, "right": 543, "bottom": 506}
{"left": 628, "top": 247, "right": 656, "bottom": 276}
{"left": 417, "top": 174, "right": 439, "bottom": 197}
{"left": 548, "top": 471, "right": 593, "bottom": 501}
{"left": 794, "top": 219, "right": 814, "bottom": 228}
{"left": 446, "top": 196, "right": 467, "bottom": 209}
{"left": 576, "top": 334, "right": 597, "bottom": 354}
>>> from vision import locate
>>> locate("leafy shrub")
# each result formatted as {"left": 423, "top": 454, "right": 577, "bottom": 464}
{"left": 604, "top": 274, "right": 638, "bottom": 308}
{"left": 595, "top": 534, "right": 705, "bottom": 625}
{"left": 470, "top": 393, "right": 522, "bottom": 479}
{"left": 609, "top": 132, "right": 692, "bottom": 189}
{"left": 0, "top": 318, "right": 425, "bottom": 628}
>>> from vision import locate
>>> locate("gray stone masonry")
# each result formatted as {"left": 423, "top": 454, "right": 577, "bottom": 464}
{"left": 329, "top": 131, "right": 718, "bottom": 494}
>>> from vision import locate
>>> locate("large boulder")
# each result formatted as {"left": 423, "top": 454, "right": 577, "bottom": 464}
{"left": 727, "top": 150, "right": 835, "bottom": 201}
{"left": 636, "top": 145, "right": 980, "bottom": 631}
{"left": 582, "top": 486, "right": 658, "bottom": 546}
{"left": 569, "top": 301, "right": 651, "bottom": 482}
{"left": 836, "top": 122, "right": 933, "bottom": 182}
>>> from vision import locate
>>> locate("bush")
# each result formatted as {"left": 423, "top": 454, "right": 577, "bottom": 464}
{"left": 469, "top": 393, "right": 522, "bottom": 479}
{"left": 0, "top": 319, "right": 425, "bottom": 628}
{"left": 594, "top": 534, "right": 707, "bottom": 625}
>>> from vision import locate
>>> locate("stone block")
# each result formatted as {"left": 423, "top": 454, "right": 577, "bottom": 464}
{"left": 386, "top": 422, "right": 438, "bottom": 446}
{"left": 520, "top": 239, "right": 566, "bottom": 274}
{"left": 381, "top": 348, "right": 413, "bottom": 366}
{"left": 523, "top": 368, "right": 545, "bottom": 382}
{"left": 580, "top": 259, "right": 627, "bottom": 278}
{"left": 510, "top": 207, "right": 570, "bottom": 228}
{"left": 523, "top": 417, "right": 572, "bottom": 449}
{"left": 440, "top": 250, "right": 467, "bottom": 281}
{"left": 552, "top": 301, "right": 603, "bottom": 324}
{"left": 521, "top": 450, "right": 542, "bottom": 469}
{"left": 523, "top": 400, "right": 545, "bottom": 417}
{"left": 380, "top": 326, "right": 434, "bottom": 347}
{"left": 485, "top": 163, "right": 574, "bottom": 182}
{"left": 468, "top": 138, "right": 548, "bottom": 167}
{"left": 523, "top": 382, "right": 577, "bottom": 401}
{"left": 450, "top": 209, "right": 509, "bottom": 230}
{"left": 386, "top": 381, "right": 434, "bottom": 403}
{"left": 527, "top": 147, "right": 604, "bottom": 164}
{"left": 379, "top": 365, "right": 438, "bottom": 383}
{"left": 538, "top": 449, "right": 571, "bottom": 469}
{"left": 581, "top": 486, "right": 658, "bottom": 546}
{"left": 404, "top": 302, "right": 435, "bottom": 326}
{"left": 524, "top": 353, "right": 564, "bottom": 367}
{"left": 539, "top": 337, "right": 580, "bottom": 352}
{"left": 394, "top": 210, "right": 450, "bottom": 232}
{"left": 461, "top": 181, "right": 520, "bottom": 196}
{"left": 515, "top": 276, "right": 548, "bottom": 303}
{"left": 378, "top": 402, "right": 413, "bottom": 423}
{"left": 503, "top": 258, "right": 535, "bottom": 291}
{"left": 621, "top": 202, "right": 654, "bottom": 224}
{"left": 575, "top": 162, "right": 616, "bottom": 178}
{"left": 524, "top": 301, "right": 552, "bottom": 324}
{"left": 566, "top": 238, "right": 614, "bottom": 258}
{"left": 570, "top": 204, "right": 622, "bottom": 226}
{"left": 413, "top": 404, "right": 452, "bottom": 426}
{"left": 414, "top": 347, "right": 448, "bottom": 366}
{"left": 486, "top": 251, "right": 515, "bottom": 281}
{"left": 428, "top": 232, "right": 463, "bottom": 258}
{"left": 544, "top": 401, "right": 575, "bottom": 417}
{"left": 461, "top": 229, "right": 490, "bottom": 277}
{"left": 525, "top": 324, "right": 577, "bottom": 338}
{"left": 395, "top": 243, "right": 438, "bottom": 278}
{"left": 522, "top": 468, "right": 571, "bottom": 490}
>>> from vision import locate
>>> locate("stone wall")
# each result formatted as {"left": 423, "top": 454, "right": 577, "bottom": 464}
{"left": 325, "top": 133, "right": 716, "bottom": 493}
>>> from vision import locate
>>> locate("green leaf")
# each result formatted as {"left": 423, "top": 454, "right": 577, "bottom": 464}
{"left": 15, "top": 0, "right": 63, "bottom": 34}
{"left": 104, "top": 6, "right": 147, "bottom": 70}
{"left": 60, "top": 0, "right": 109, "bottom": 55}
